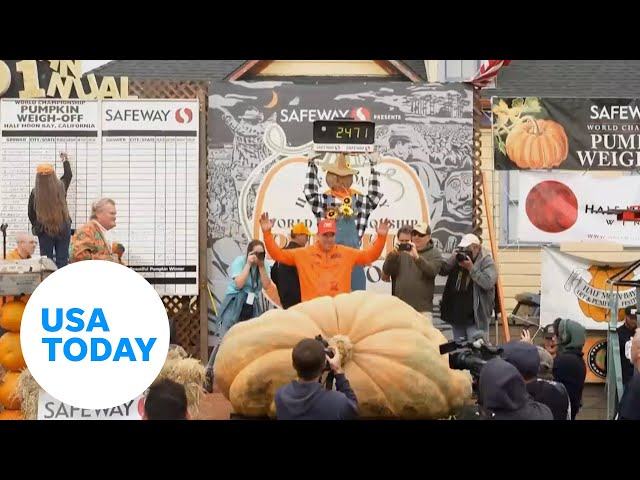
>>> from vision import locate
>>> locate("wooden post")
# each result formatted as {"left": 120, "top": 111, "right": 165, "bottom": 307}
{"left": 480, "top": 170, "right": 510, "bottom": 343}
{"left": 198, "top": 92, "right": 209, "bottom": 363}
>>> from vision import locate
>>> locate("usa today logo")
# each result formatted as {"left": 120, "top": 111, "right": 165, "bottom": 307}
{"left": 20, "top": 261, "right": 170, "bottom": 410}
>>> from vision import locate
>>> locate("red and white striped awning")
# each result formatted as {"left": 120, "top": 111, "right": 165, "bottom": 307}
{"left": 470, "top": 60, "right": 511, "bottom": 88}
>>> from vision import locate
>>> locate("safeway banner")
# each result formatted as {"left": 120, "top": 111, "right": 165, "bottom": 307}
{"left": 540, "top": 247, "right": 637, "bottom": 331}
{"left": 518, "top": 171, "right": 640, "bottom": 246}
{"left": 492, "top": 97, "right": 640, "bottom": 171}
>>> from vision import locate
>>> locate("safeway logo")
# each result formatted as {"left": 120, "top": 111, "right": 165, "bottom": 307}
{"left": 175, "top": 107, "right": 193, "bottom": 124}
{"left": 350, "top": 107, "right": 371, "bottom": 121}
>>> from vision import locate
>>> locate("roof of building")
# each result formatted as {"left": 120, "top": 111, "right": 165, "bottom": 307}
{"left": 484, "top": 60, "right": 640, "bottom": 98}
{"left": 87, "top": 60, "right": 428, "bottom": 82}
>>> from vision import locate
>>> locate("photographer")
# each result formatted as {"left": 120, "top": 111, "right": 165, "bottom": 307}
{"left": 216, "top": 240, "right": 272, "bottom": 339}
{"left": 440, "top": 233, "right": 497, "bottom": 342}
{"left": 382, "top": 223, "right": 444, "bottom": 326}
{"left": 275, "top": 338, "right": 358, "bottom": 420}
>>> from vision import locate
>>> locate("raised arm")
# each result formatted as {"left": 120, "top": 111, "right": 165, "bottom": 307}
{"left": 303, "top": 158, "right": 328, "bottom": 221}
{"left": 260, "top": 213, "right": 298, "bottom": 267}
{"left": 59, "top": 152, "right": 73, "bottom": 192}
{"left": 353, "top": 155, "right": 384, "bottom": 238}
{"left": 354, "top": 219, "right": 390, "bottom": 266}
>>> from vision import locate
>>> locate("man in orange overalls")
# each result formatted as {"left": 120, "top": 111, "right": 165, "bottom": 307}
{"left": 260, "top": 212, "right": 390, "bottom": 301}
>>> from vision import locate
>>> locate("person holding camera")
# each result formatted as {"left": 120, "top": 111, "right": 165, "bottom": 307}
{"left": 440, "top": 233, "right": 497, "bottom": 342}
{"left": 275, "top": 338, "right": 358, "bottom": 420}
{"left": 382, "top": 223, "right": 444, "bottom": 322}
{"left": 216, "top": 239, "right": 272, "bottom": 339}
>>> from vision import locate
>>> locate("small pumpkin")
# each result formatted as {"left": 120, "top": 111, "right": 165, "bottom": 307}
{"left": 0, "top": 409, "right": 24, "bottom": 420}
{"left": 0, "top": 371, "right": 21, "bottom": 410}
{"left": 0, "top": 301, "right": 25, "bottom": 333}
{"left": 0, "top": 333, "right": 26, "bottom": 371}
{"left": 579, "top": 265, "right": 634, "bottom": 322}
{"left": 213, "top": 291, "right": 472, "bottom": 419}
{"left": 505, "top": 116, "right": 569, "bottom": 169}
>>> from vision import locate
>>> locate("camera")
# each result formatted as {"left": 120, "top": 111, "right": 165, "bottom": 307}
{"left": 455, "top": 248, "right": 471, "bottom": 262}
{"left": 398, "top": 243, "right": 412, "bottom": 252}
{"left": 254, "top": 251, "right": 265, "bottom": 261}
{"left": 315, "top": 335, "right": 335, "bottom": 371}
{"left": 439, "top": 338, "right": 503, "bottom": 392}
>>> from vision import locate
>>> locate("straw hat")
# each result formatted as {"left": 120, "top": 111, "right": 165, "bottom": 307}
{"left": 321, "top": 154, "right": 358, "bottom": 177}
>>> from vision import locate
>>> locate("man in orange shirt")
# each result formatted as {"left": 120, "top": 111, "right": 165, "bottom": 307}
{"left": 6, "top": 233, "right": 37, "bottom": 260}
{"left": 260, "top": 212, "right": 390, "bottom": 301}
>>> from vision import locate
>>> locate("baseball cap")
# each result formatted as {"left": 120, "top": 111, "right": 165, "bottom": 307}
{"left": 291, "top": 223, "right": 311, "bottom": 236}
{"left": 458, "top": 233, "right": 481, "bottom": 248}
{"left": 625, "top": 305, "right": 637, "bottom": 317}
{"left": 317, "top": 219, "right": 336, "bottom": 235}
{"left": 412, "top": 222, "right": 431, "bottom": 235}
{"left": 501, "top": 340, "right": 540, "bottom": 380}
{"left": 542, "top": 324, "right": 555, "bottom": 339}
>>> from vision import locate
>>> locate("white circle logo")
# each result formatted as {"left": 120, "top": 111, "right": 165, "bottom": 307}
{"left": 20, "top": 261, "right": 170, "bottom": 410}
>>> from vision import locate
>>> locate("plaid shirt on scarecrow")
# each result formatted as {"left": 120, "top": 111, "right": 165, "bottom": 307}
{"left": 303, "top": 158, "right": 383, "bottom": 239}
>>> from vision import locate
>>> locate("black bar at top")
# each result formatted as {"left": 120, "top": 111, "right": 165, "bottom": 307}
{"left": 2, "top": 130, "right": 98, "bottom": 137}
{"left": 102, "top": 130, "right": 197, "bottom": 137}
{"left": 145, "top": 277, "right": 197, "bottom": 285}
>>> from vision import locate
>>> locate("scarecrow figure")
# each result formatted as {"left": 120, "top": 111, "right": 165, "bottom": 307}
{"left": 303, "top": 152, "right": 383, "bottom": 291}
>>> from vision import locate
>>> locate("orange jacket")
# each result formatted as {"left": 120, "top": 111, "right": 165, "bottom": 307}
{"left": 263, "top": 229, "right": 387, "bottom": 301}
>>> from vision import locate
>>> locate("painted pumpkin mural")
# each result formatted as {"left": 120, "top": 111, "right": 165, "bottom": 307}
{"left": 578, "top": 265, "right": 634, "bottom": 322}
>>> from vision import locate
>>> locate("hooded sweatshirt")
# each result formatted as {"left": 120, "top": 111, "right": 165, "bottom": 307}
{"left": 552, "top": 318, "right": 587, "bottom": 420}
{"left": 478, "top": 358, "right": 553, "bottom": 420}
{"left": 274, "top": 373, "right": 358, "bottom": 420}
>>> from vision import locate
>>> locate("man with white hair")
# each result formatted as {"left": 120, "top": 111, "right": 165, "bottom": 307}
{"left": 69, "top": 198, "right": 125, "bottom": 263}
{"left": 439, "top": 233, "right": 497, "bottom": 342}
{"left": 6, "top": 232, "right": 37, "bottom": 260}
{"left": 617, "top": 330, "right": 640, "bottom": 420}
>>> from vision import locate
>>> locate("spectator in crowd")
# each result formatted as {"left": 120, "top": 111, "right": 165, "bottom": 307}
{"left": 382, "top": 223, "right": 444, "bottom": 327}
{"left": 260, "top": 213, "right": 389, "bottom": 301}
{"left": 617, "top": 330, "right": 640, "bottom": 420}
{"left": 217, "top": 239, "right": 272, "bottom": 337}
{"left": 617, "top": 306, "right": 637, "bottom": 387}
{"left": 440, "top": 233, "right": 497, "bottom": 342}
{"left": 275, "top": 338, "right": 358, "bottom": 420}
{"left": 551, "top": 318, "right": 587, "bottom": 420}
{"left": 143, "top": 379, "right": 190, "bottom": 420}
{"left": 28, "top": 153, "right": 73, "bottom": 269}
{"left": 270, "top": 223, "right": 310, "bottom": 309}
{"left": 502, "top": 339, "right": 571, "bottom": 420}
{"left": 541, "top": 324, "right": 557, "bottom": 357}
{"left": 6, "top": 232, "right": 37, "bottom": 260}
{"left": 70, "top": 198, "right": 125, "bottom": 264}
{"left": 477, "top": 357, "right": 553, "bottom": 420}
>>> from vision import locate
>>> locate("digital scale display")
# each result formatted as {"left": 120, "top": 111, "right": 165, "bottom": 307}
{"left": 312, "top": 120, "right": 376, "bottom": 152}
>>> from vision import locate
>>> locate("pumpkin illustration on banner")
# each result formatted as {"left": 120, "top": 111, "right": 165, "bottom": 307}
{"left": 578, "top": 265, "right": 635, "bottom": 322}
{"left": 213, "top": 291, "right": 472, "bottom": 419}
{"left": 505, "top": 117, "right": 569, "bottom": 169}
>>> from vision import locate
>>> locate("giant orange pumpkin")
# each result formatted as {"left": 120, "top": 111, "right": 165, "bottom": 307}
{"left": 213, "top": 292, "right": 472, "bottom": 419}
{"left": 0, "top": 409, "right": 23, "bottom": 420}
{"left": 0, "top": 332, "right": 25, "bottom": 371}
{"left": 579, "top": 265, "right": 634, "bottom": 322}
{"left": 0, "top": 372, "right": 20, "bottom": 410}
{"left": 505, "top": 116, "right": 569, "bottom": 169}
{"left": 0, "top": 301, "right": 25, "bottom": 332}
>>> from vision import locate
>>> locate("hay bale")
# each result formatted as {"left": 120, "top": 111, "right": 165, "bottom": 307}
{"left": 156, "top": 346, "right": 206, "bottom": 417}
{"left": 17, "top": 369, "right": 40, "bottom": 420}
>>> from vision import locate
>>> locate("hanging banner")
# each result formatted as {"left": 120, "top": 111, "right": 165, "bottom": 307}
{"left": 518, "top": 171, "right": 640, "bottom": 245}
{"left": 207, "top": 81, "right": 474, "bottom": 304}
{"left": 492, "top": 97, "right": 640, "bottom": 171}
{"left": 540, "top": 247, "right": 637, "bottom": 330}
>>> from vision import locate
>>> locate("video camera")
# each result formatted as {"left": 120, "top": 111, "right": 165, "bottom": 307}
{"left": 439, "top": 338, "right": 503, "bottom": 392}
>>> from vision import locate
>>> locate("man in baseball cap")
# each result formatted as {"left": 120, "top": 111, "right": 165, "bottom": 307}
{"left": 440, "top": 232, "right": 497, "bottom": 343}
{"left": 260, "top": 212, "right": 391, "bottom": 301}
{"left": 270, "top": 222, "right": 312, "bottom": 309}
{"left": 542, "top": 324, "right": 557, "bottom": 357}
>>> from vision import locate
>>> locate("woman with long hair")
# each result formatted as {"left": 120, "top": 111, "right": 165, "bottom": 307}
{"left": 28, "top": 152, "right": 73, "bottom": 269}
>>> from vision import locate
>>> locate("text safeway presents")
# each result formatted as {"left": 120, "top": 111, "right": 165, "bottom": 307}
{"left": 37, "top": 390, "right": 145, "bottom": 420}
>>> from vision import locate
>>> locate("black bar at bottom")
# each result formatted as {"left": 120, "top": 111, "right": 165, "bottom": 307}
{"left": 145, "top": 277, "right": 197, "bottom": 285}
